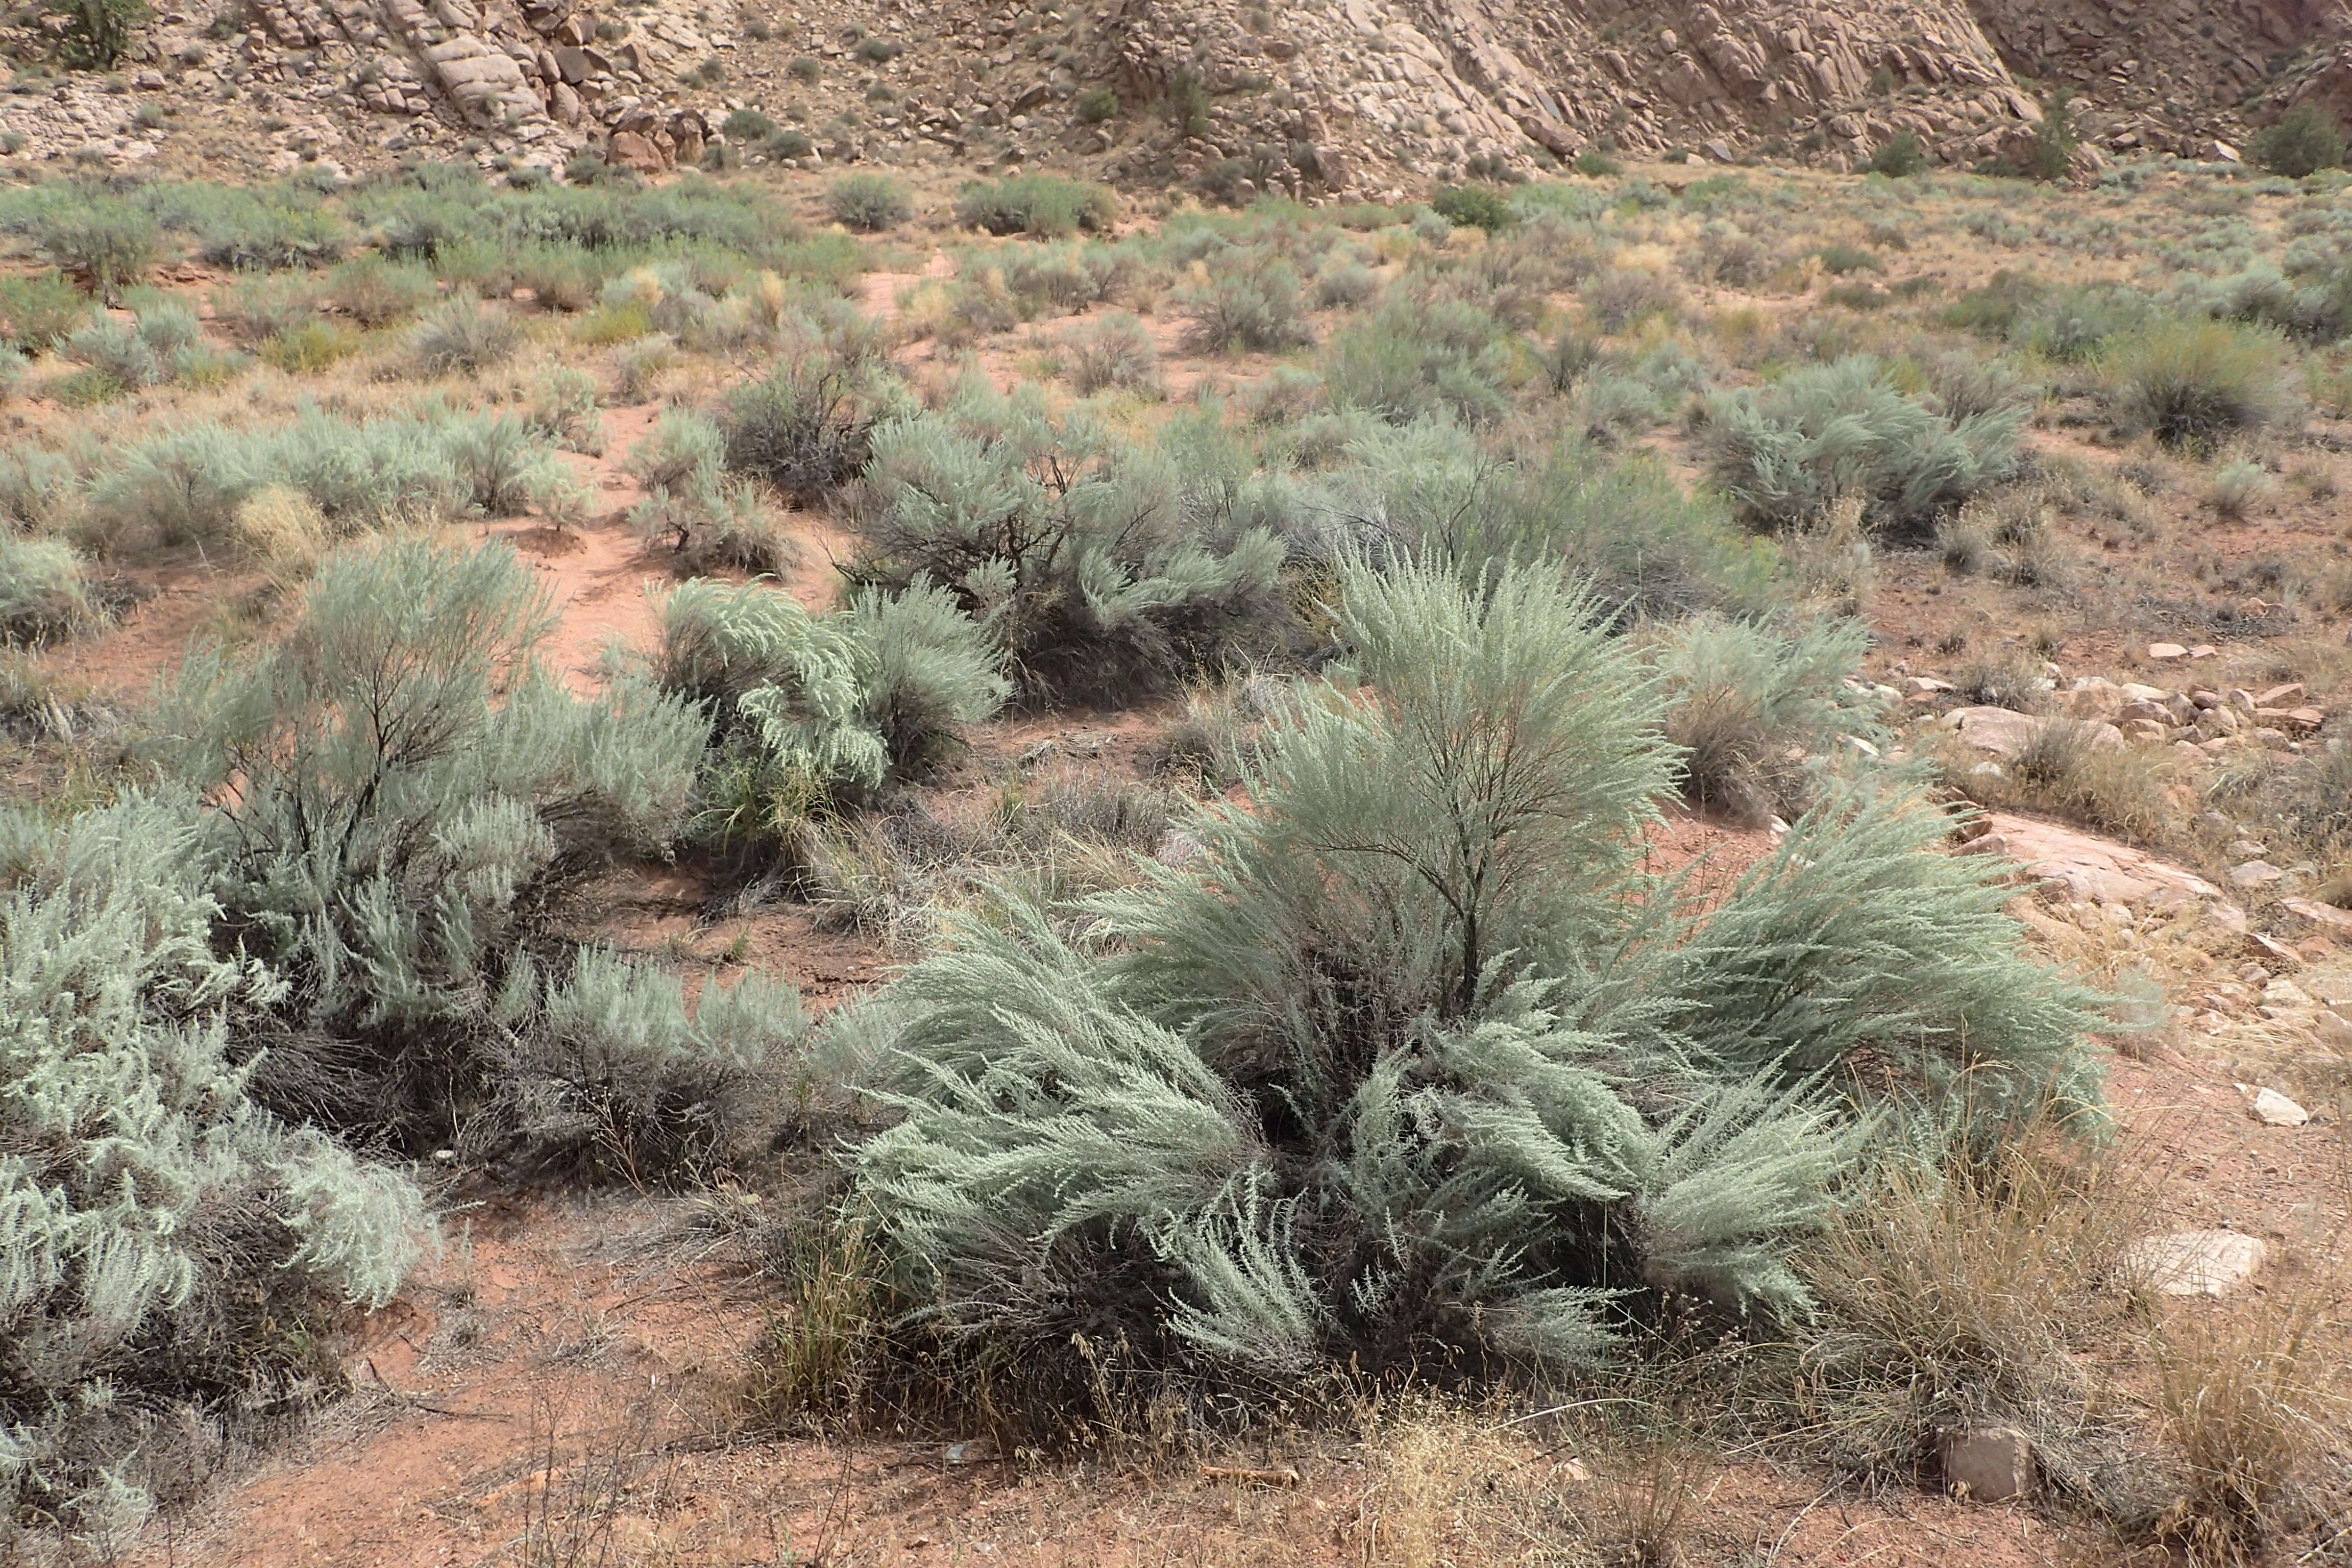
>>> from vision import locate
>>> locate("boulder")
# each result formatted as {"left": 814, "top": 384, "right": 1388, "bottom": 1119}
{"left": 2249, "top": 1087, "right": 2309, "bottom": 1127}
{"left": 1941, "top": 1427, "right": 2032, "bottom": 1502}
{"left": 2228, "top": 861, "right": 2285, "bottom": 892}
{"left": 2123, "top": 1231, "right": 2267, "bottom": 1296}
{"left": 607, "top": 128, "right": 665, "bottom": 170}
{"left": 2278, "top": 897, "right": 2352, "bottom": 938}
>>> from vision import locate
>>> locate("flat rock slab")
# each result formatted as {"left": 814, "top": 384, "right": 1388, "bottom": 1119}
{"left": 1959, "top": 812, "right": 2242, "bottom": 923}
{"left": 2123, "top": 1230, "right": 2267, "bottom": 1296}
{"left": 1941, "top": 1426, "right": 2033, "bottom": 1502}
{"left": 2250, "top": 1087, "right": 2310, "bottom": 1127}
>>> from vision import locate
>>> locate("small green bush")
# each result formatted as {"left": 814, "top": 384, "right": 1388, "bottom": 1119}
{"left": 1428, "top": 184, "right": 1515, "bottom": 231}
{"left": 852, "top": 34, "right": 901, "bottom": 62}
{"left": 2250, "top": 103, "right": 2343, "bottom": 180}
{"left": 327, "top": 253, "right": 440, "bottom": 326}
{"left": 788, "top": 55, "right": 822, "bottom": 83}
{"left": 0, "top": 269, "right": 92, "bottom": 350}
{"left": 2102, "top": 318, "right": 2291, "bottom": 453}
{"left": 1075, "top": 86, "right": 1118, "bottom": 124}
{"left": 826, "top": 173, "right": 913, "bottom": 233}
{"left": 1574, "top": 148, "right": 1621, "bottom": 177}
{"left": 1319, "top": 297, "right": 1514, "bottom": 424}
{"left": 1174, "top": 252, "right": 1313, "bottom": 353}
{"left": 18, "top": 193, "right": 158, "bottom": 304}
{"left": 412, "top": 300, "right": 523, "bottom": 375}
{"left": 1816, "top": 243, "right": 1880, "bottom": 276}
{"left": 722, "top": 107, "right": 779, "bottom": 143}
{"left": 1703, "top": 355, "right": 2023, "bottom": 538}
{"left": 954, "top": 175, "right": 1117, "bottom": 238}
{"left": 0, "top": 533, "right": 98, "bottom": 644}
{"left": 1062, "top": 311, "right": 1161, "bottom": 395}
{"left": 1868, "top": 133, "right": 1926, "bottom": 177}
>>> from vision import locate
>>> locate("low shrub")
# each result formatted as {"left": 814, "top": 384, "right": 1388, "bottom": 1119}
{"left": 1075, "top": 86, "right": 1117, "bottom": 123}
{"left": 10, "top": 190, "right": 158, "bottom": 303}
{"left": 412, "top": 300, "right": 524, "bottom": 375}
{"left": 657, "top": 576, "right": 1007, "bottom": 818}
{"left": 326, "top": 253, "right": 440, "bottom": 326}
{"left": 826, "top": 173, "right": 912, "bottom": 232}
{"left": 1654, "top": 615, "right": 1880, "bottom": 820}
{"left": 836, "top": 559, "right": 2105, "bottom": 1435}
{"left": 720, "top": 341, "right": 890, "bottom": 500}
{"left": 1320, "top": 297, "right": 1514, "bottom": 424}
{"left": 1868, "top": 133, "right": 1927, "bottom": 177}
{"left": 845, "top": 381, "right": 1288, "bottom": 701}
{"left": 2102, "top": 318, "right": 2292, "bottom": 454}
{"left": 1061, "top": 311, "right": 1161, "bottom": 395}
{"left": 1702, "top": 355, "right": 2024, "bottom": 538}
{"left": 1428, "top": 184, "right": 1514, "bottom": 231}
{"left": 954, "top": 175, "right": 1117, "bottom": 238}
{"left": 1174, "top": 252, "right": 1313, "bottom": 353}
{"left": 2249, "top": 102, "right": 2343, "bottom": 180}
{"left": 0, "top": 269, "right": 92, "bottom": 350}
{"left": 0, "top": 533, "right": 99, "bottom": 644}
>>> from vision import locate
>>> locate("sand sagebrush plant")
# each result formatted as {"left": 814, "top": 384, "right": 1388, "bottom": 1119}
{"left": 148, "top": 536, "right": 796, "bottom": 1169}
{"left": 841, "top": 561, "right": 2105, "bottom": 1434}
{"left": 0, "top": 795, "right": 430, "bottom": 1540}
{"left": 0, "top": 534, "right": 100, "bottom": 645}
{"left": 845, "top": 379, "right": 1287, "bottom": 701}
{"left": 1703, "top": 355, "right": 2023, "bottom": 539}
{"left": 1654, "top": 614, "right": 1881, "bottom": 820}
{"left": 2104, "top": 319, "right": 2291, "bottom": 454}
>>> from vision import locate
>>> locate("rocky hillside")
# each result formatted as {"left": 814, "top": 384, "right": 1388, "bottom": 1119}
{"left": 0, "top": 0, "right": 2348, "bottom": 188}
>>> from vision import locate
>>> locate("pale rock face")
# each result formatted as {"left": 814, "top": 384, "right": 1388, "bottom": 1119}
{"left": 2249, "top": 1087, "right": 2310, "bottom": 1127}
{"left": 2123, "top": 1231, "right": 2268, "bottom": 1296}
{"left": 1940, "top": 1426, "right": 2032, "bottom": 1501}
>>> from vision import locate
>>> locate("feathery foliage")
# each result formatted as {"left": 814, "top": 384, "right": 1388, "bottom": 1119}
{"left": 1653, "top": 615, "right": 1882, "bottom": 820}
{"left": 845, "top": 379, "right": 1288, "bottom": 702}
{"left": 845, "top": 561, "right": 2104, "bottom": 1433}
{"left": 1703, "top": 356, "right": 2023, "bottom": 539}
{"left": 149, "top": 537, "right": 742, "bottom": 1152}
{"left": 1, "top": 794, "right": 428, "bottom": 1537}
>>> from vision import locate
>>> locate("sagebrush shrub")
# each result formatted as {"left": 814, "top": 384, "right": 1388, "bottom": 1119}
{"left": 844, "top": 380, "right": 1287, "bottom": 701}
{"left": 1061, "top": 311, "right": 1161, "bottom": 395}
{"left": 656, "top": 575, "right": 1006, "bottom": 812}
{"left": 721, "top": 339, "right": 890, "bottom": 500}
{"left": 0, "top": 534, "right": 99, "bottom": 644}
{"left": 1175, "top": 251, "right": 1314, "bottom": 353}
{"left": 412, "top": 300, "right": 523, "bottom": 375}
{"left": 1703, "top": 355, "right": 2023, "bottom": 538}
{"left": 149, "top": 537, "right": 765, "bottom": 1158}
{"left": 842, "top": 560, "right": 2104, "bottom": 1432}
{"left": 1320, "top": 297, "right": 1514, "bottom": 424}
{"left": 1654, "top": 615, "right": 1880, "bottom": 820}
{"left": 826, "top": 173, "right": 913, "bottom": 232}
{"left": 1, "top": 794, "right": 429, "bottom": 1535}
{"left": 2103, "top": 318, "right": 2291, "bottom": 454}
{"left": 954, "top": 175, "right": 1117, "bottom": 238}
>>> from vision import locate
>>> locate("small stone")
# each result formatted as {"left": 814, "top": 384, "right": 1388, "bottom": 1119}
{"left": 2228, "top": 861, "right": 2285, "bottom": 892}
{"left": 2278, "top": 897, "right": 2352, "bottom": 938}
{"left": 2146, "top": 642, "right": 2188, "bottom": 660}
{"left": 2249, "top": 1087, "right": 2309, "bottom": 1127}
{"left": 1941, "top": 1426, "right": 2032, "bottom": 1502}
{"left": 2123, "top": 1230, "right": 2267, "bottom": 1296}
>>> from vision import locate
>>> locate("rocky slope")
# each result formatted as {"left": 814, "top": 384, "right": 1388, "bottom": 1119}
{"left": 0, "top": 0, "right": 2347, "bottom": 187}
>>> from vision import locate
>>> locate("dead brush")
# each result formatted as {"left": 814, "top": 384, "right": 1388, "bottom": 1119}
{"left": 738, "top": 1215, "right": 885, "bottom": 1434}
{"left": 1791, "top": 1110, "right": 2165, "bottom": 1518}
{"left": 1344, "top": 1394, "right": 1578, "bottom": 1567}
{"left": 2149, "top": 1175, "right": 2348, "bottom": 1564}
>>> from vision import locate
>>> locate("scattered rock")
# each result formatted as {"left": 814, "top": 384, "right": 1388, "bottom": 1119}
{"left": 2249, "top": 1087, "right": 2310, "bottom": 1127}
{"left": 2145, "top": 642, "right": 2188, "bottom": 661}
{"left": 2122, "top": 1231, "right": 2267, "bottom": 1296}
{"left": 2228, "top": 861, "right": 2286, "bottom": 892}
{"left": 1940, "top": 1427, "right": 2033, "bottom": 1502}
{"left": 2276, "top": 898, "right": 2352, "bottom": 938}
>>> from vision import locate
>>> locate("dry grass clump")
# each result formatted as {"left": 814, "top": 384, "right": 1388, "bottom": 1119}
{"left": 2151, "top": 1272, "right": 2346, "bottom": 1564}
{"left": 1793, "top": 1118, "right": 2160, "bottom": 1517}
